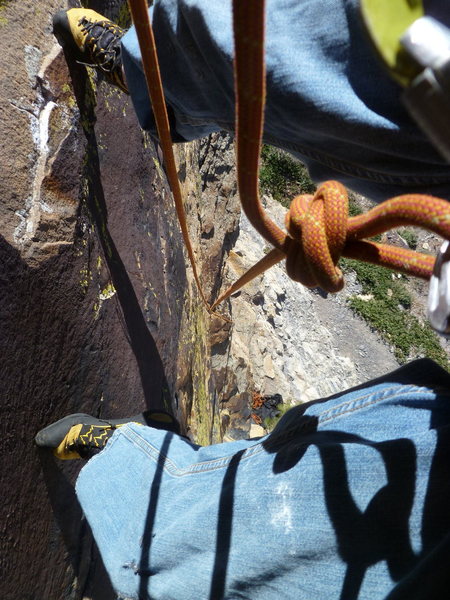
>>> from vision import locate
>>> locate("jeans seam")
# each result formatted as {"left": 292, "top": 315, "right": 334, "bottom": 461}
{"left": 317, "top": 386, "right": 436, "bottom": 425}
{"left": 119, "top": 426, "right": 266, "bottom": 476}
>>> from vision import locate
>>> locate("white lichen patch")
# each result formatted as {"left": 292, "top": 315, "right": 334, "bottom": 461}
{"left": 14, "top": 43, "right": 63, "bottom": 248}
{"left": 94, "top": 282, "right": 117, "bottom": 318}
{"left": 99, "top": 282, "right": 116, "bottom": 301}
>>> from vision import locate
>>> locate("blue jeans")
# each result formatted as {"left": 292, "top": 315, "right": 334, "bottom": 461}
{"left": 120, "top": 0, "right": 450, "bottom": 202}
{"left": 76, "top": 359, "right": 450, "bottom": 600}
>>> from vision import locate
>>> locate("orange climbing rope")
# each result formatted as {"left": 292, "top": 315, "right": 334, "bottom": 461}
{"left": 211, "top": 0, "right": 450, "bottom": 309}
{"left": 127, "top": 0, "right": 211, "bottom": 311}
{"left": 129, "top": 0, "right": 450, "bottom": 314}
{"left": 211, "top": 182, "right": 450, "bottom": 308}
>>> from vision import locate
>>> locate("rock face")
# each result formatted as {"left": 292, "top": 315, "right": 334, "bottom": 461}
{"left": 174, "top": 133, "right": 241, "bottom": 445}
{"left": 212, "top": 198, "right": 399, "bottom": 440}
{"left": 0, "top": 2, "right": 235, "bottom": 598}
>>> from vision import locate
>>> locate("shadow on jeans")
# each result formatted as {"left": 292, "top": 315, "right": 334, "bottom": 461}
{"left": 135, "top": 439, "right": 246, "bottom": 600}
{"left": 137, "top": 432, "right": 174, "bottom": 598}
{"left": 208, "top": 449, "right": 246, "bottom": 600}
{"left": 133, "top": 358, "right": 450, "bottom": 598}
{"left": 260, "top": 358, "right": 450, "bottom": 600}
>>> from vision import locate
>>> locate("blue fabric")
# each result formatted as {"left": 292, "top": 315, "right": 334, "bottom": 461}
{"left": 76, "top": 359, "right": 450, "bottom": 600}
{"left": 120, "top": 0, "right": 450, "bottom": 201}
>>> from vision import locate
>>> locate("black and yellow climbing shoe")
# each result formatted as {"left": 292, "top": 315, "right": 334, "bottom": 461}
{"left": 53, "top": 8, "right": 129, "bottom": 93}
{"left": 35, "top": 410, "right": 181, "bottom": 460}
{"left": 52, "top": 421, "right": 119, "bottom": 460}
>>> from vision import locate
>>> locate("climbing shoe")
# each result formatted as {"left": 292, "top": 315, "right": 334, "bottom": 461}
{"left": 52, "top": 8, "right": 128, "bottom": 93}
{"left": 35, "top": 410, "right": 181, "bottom": 460}
{"left": 53, "top": 422, "right": 119, "bottom": 460}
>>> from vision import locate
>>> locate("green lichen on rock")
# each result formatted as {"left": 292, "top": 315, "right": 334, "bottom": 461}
{"left": 78, "top": 67, "right": 98, "bottom": 133}
{"left": 177, "top": 294, "right": 221, "bottom": 446}
{"left": 152, "top": 156, "right": 165, "bottom": 181}
{"left": 188, "top": 303, "right": 217, "bottom": 445}
{"left": 117, "top": 2, "right": 132, "bottom": 28}
{"left": 79, "top": 266, "right": 92, "bottom": 293}
{"left": 93, "top": 280, "right": 116, "bottom": 318}
{"left": 0, "top": 0, "right": 9, "bottom": 26}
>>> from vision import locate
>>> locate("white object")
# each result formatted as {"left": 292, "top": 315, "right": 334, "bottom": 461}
{"left": 428, "top": 241, "right": 450, "bottom": 335}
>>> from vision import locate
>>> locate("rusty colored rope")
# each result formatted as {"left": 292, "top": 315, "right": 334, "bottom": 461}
{"left": 210, "top": 0, "right": 450, "bottom": 310}
{"left": 211, "top": 182, "right": 450, "bottom": 308}
{"left": 232, "top": 0, "right": 284, "bottom": 250}
{"left": 128, "top": 0, "right": 450, "bottom": 315}
{"left": 127, "top": 0, "right": 211, "bottom": 311}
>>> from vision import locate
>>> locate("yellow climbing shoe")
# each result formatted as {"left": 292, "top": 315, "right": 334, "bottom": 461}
{"left": 35, "top": 410, "right": 182, "bottom": 460}
{"left": 53, "top": 8, "right": 128, "bottom": 93}
{"left": 53, "top": 423, "right": 118, "bottom": 460}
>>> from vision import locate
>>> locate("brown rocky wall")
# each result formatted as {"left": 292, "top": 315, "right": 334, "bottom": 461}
{"left": 0, "top": 1, "right": 238, "bottom": 597}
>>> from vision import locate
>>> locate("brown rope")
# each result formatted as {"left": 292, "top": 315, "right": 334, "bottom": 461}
{"left": 128, "top": 0, "right": 450, "bottom": 316}
{"left": 212, "top": 182, "right": 450, "bottom": 308}
{"left": 210, "top": 0, "right": 450, "bottom": 309}
{"left": 127, "top": 0, "right": 211, "bottom": 312}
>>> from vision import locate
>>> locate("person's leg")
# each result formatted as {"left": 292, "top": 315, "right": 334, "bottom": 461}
{"left": 74, "top": 359, "right": 450, "bottom": 599}
{"left": 52, "top": 3, "right": 450, "bottom": 199}
{"left": 119, "top": 0, "right": 450, "bottom": 200}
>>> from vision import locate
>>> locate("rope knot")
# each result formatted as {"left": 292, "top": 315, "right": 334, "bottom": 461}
{"left": 284, "top": 181, "right": 349, "bottom": 292}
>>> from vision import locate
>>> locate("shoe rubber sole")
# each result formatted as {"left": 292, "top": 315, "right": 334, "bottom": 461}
{"left": 52, "top": 11, "right": 85, "bottom": 60}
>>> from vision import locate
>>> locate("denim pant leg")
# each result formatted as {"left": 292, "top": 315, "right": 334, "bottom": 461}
{"left": 76, "top": 359, "right": 450, "bottom": 600}
{"left": 120, "top": 0, "right": 450, "bottom": 201}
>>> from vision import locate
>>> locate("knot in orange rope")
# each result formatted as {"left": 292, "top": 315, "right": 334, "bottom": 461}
{"left": 284, "top": 181, "right": 349, "bottom": 292}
